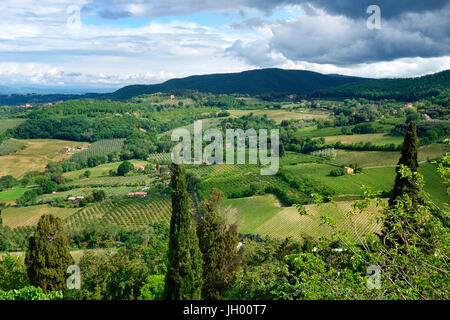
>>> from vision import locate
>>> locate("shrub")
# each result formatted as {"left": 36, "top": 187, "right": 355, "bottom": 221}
{"left": 138, "top": 275, "right": 165, "bottom": 300}
{"left": 329, "top": 168, "right": 346, "bottom": 176}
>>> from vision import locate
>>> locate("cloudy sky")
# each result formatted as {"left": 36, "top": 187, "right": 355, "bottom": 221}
{"left": 0, "top": 0, "right": 449, "bottom": 92}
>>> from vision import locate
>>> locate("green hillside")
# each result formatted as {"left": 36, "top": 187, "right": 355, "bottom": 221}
{"left": 317, "top": 69, "right": 450, "bottom": 101}
{"left": 108, "top": 68, "right": 365, "bottom": 100}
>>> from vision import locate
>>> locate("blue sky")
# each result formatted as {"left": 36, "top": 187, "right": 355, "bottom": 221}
{"left": 0, "top": 0, "right": 448, "bottom": 92}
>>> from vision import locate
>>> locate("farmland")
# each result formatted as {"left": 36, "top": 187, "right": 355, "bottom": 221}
{"left": 0, "top": 139, "right": 27, "bottom": 156}
{"left": 0, "top": 139, "right": 90, "bottom": 178}
{"left": 1, "top": 205, "right": 78, "bottom": 228}
{"left": 69, "top": 139, "right": 124, "bottom": 162}
{"left": 224, "top": 194, "right": 381, "bottom": 241}
{"left": 0, "top": 91, "right": 448, "bottom": 255}
{"left": 323, "top": 133, "right": 403, "bottom": 146}
{"left": 64, "top": 196, "right": 172, "bottom": 230}
{"left": 228, "top": 109, "right": 330, "bottom": 123}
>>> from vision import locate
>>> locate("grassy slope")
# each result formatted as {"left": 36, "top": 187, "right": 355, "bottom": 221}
{"left": 223, "top": 194, "right": 381, "bottom": 241}
{"left": 222, "top": 194, "right": 283, "bottom": 233}
{"left": 62, "top": 160, "right": 148, "bottom": 179}
{"left": 324, "top": 133, "right": 403, "bottom": 146}
{"left": 0, "top": 119, "right": 25, "bottom": 133}
{"left": 2, "top": 204, "right": 78, "bottom": 228}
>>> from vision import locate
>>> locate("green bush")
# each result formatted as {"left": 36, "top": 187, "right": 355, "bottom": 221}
{"left": 0, "top": 286, "right": 62, "bottom": 300}
{"left": 138, "top": 275, "right": 165, "bottom": 300}
{"left": 329, "top": 168, "right": 346, "bottom": 176}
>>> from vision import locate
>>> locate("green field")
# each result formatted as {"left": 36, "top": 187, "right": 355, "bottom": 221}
{"left": 333, "top": 144, "right": 449, "bottom": 167}
{"left": 65, "top": 196, "right": 172, "bottom": 230}
{"left": 283, "top": 163, "right": 395, "bottom": 195}
{"left": 283, "top": 162, "right": 447, "bottom": 207}
{"left": 69, "top": 139, "right": 125, "bottom": 162}
{"left": 0, "top": 187, "right": 31, "bottom": 202}
{"left": 63, "top": 160, "right": 149, "bottom": 180}
{"left": 223, "top": 194, "right": 381, "bottom": 241}
{"left": 0, "top": 119, "right": 25, "bottom": 133}
{"left": 324, "top": 133, "right": 403, "bottom": 146}
{"left": 222, "top": 194, "right": 283, "bottom": 233}
{"left": 229, "top": 109, "right": 330, "bottom": 123}
{"left": 1, "top": 204, "right": 78, "bottom": 228}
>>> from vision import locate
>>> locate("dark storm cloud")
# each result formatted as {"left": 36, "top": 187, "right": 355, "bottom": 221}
{"left": 82, "top": 0, "right": 449, "bottom": 20}
{"left": 266, "top": 7, "right": 450, "bottom": 65}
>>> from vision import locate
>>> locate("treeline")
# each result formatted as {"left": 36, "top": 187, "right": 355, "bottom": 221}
{"left": 314, "top": 70, "right": 450, "bottom": 101}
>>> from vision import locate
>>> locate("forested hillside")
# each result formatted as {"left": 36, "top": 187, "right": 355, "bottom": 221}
{"left": 316, "top": 70, "right": 450, "bottom": 101}
{"left": 108, "top": 68, "right": 365, "bottom": 100}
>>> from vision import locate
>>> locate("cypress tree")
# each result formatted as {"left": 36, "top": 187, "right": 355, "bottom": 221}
{"left": 389, "top": 121, "right": 419, "bottom": 206}
{"left": 197, "top": 188, "right": 239, "bottom": 300}
{"left": 25, "top": 214, "right": 73, "bottom": 292}
{"left": 164, "top": 164, "right": 203, "bottom": 300}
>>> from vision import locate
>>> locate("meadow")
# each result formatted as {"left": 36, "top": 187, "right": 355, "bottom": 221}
{"left": 0, "top": 119, "right": 25, "bottom": 133}
{"left": 0, "top": 139, "right": 27, "bottom": 156}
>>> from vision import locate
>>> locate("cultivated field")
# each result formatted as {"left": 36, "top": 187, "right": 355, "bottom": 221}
{"left": 0, "top": 139, "right": 90, "bottom": 178}
{"left": 334, "top": 144, "right": 450, "bottom": 167}
{"left": 224, "top": 194, "right": 382, "bottom": 241}
{"left": 228, "top": 109, "right": 330, "bottom": 123}
{"left": 1, "top": 204, "right": 78, "bottom": 228}
{"left": 64, "top": 196, "right": 172, "bottom": 230}
{"left": 62, "top": 160, "right": 149, "bottom": 179}
{"left": 323, "top": 133, "right": 403, "bottom": 146}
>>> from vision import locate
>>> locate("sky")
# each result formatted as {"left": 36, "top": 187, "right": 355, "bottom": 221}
{"left": 0, "top": 0, "right": 449, "bottom": 92}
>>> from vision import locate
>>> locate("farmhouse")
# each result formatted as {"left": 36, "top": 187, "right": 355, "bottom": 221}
{"left": 344, "top": 166, "right": 354, "bottom": 175}
{"left": 128, "top": 192, "right": 147, "bottom": 197}
{"left": 68, "top": 196, "right": 84, "bottom": 204}
{"left": 60, "top": 146, "right": 73, "bottom": 153}
{"left": 135, "top": 165, "right": 145, "bottom": 171}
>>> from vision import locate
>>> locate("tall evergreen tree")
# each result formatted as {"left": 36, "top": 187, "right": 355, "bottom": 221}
{"left": 389, "top": 121, "right": 419, "bottom": 207}
{"left": 25, "top": 214, "right": 73, "bottom": 292}
{"left": 164, "top": 164, "right": 203, "bottom": 300}
{"left": 197, "top": 188, "right": 239, "bottom": 300}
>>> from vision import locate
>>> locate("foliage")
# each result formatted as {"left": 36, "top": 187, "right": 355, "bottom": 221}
{"left": 197, "top": 189, "right": 239, "bottom": 300}
{"left": 164, "top": 164, "right": 203, "bottom": 300}
{"left": 0, "top": 254, "right": 29, "bottom": 291}
{"left": 138, "top": 275, "right": 165, "bottom": 300}
{"left": 117, "top": 160, "right": 133, "bottom": 176}
{"left": 389, "top": 121, "right": 419, "bottom": 207}
{"left": 74, "top": 248, "right": 148, "bottom": 300}
{"left": 329, "top": 168, "right": 346, "bottom": 177}
{"left": 25, "top": 214, "right": 74, "bottom": 292}
{"left": 0, "top": 286, "right": 63, "bottom": 300}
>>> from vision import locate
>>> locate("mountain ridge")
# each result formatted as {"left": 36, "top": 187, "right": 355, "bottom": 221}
{"left": 107, "top": 68, "right": 366, "bottom": 100}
